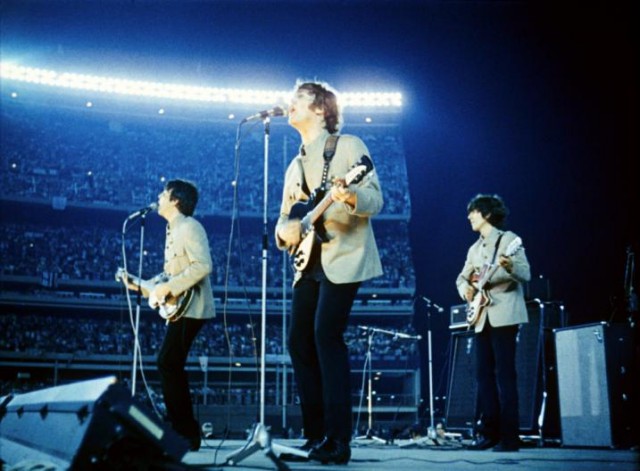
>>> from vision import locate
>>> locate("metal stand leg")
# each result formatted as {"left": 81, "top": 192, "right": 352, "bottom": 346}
{"left": 224, "top": 117, "right": 301, "bottom": 470}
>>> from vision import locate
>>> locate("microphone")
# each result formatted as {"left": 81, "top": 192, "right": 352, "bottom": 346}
{"left": 127, "top": 202, "right": 158, "bottom": 220}
{"left": 241, "top": 106, "right": 288, "bottom": 123}
{"left": 394, "top": 332, "right": 423, "bottom": 340}
{"left": 421, "top": 296, "right": 444, "bottom": 313}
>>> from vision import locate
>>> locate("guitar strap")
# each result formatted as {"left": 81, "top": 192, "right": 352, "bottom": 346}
{"left": 485, "top": 232, "right": 505, "bottom": 289}
{"left": 297, "top": 134, "right": 340, "bottom": 196}
{"left": 490, "top": 232, "right": 505, "bottom": 266}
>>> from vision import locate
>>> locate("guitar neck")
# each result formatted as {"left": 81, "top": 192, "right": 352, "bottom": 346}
{"left": 304, "top": 193, "right": 334, "bottom": 226}
{"left": 122, "top": 272, "right": 154, "bottom": 293}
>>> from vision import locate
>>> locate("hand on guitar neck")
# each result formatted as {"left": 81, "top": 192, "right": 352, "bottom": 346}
{"left": 330, "top": 178, "right": 356, "bottom": 207}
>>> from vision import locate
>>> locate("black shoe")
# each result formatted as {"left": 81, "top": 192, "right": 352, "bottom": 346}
{"left": 188, "top": 435, "right": 201, "bottom": 452}
{"left": 308, "top": 437, "right": 351, "bottom": 465}
{"left": 467, "top": 436, "right": 499, "bottom": 450}
{"left": 279, "top": 438, "right": 323, "bottom": 462}
{"left": 493, "top": 440, "right": 520, "bottom": 452}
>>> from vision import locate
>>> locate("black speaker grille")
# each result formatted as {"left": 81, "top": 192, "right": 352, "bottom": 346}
{"left": 445, "top": 301, "right": 565, "bottom": 435}
{"left": 445, "top": 330, "right": 477, "bottom": 431}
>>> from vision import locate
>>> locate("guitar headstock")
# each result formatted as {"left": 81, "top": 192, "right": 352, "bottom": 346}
{"left": 114, "top": 267, "right": 127, "bottom": 282}
{"left": 505, "top": 237, "right": 523, "bottom": 257}
{"left": 344, "top": 155, "right": 374, "bottom": 186}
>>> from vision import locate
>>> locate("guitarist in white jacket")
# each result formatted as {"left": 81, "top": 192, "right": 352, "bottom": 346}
{"left": 455, "top": 193, "right": 531, "bottom": 452}
{"left": 275, "top": 81, "right": 383, "bottom": 464}
{"left": 123, "top": 179, "right": 215, "bottom": 452}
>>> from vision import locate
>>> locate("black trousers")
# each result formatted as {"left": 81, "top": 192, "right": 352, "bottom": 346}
{"left": 288, "top": 274, "right": 360, "bottom": 442}
{"left": 475, "top": 322, "right": 520, "bottom": 444}
{"left": 157, "top": 316, "right": 206, "bottom": 440}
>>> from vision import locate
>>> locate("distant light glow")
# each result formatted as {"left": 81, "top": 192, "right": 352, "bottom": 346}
{"left": 10, "top": 92, "right": 18, "bottom": 98}
{"left": 365, "top": 117, "right": 373, "bottom": 123}
{"left": 85, "top": 101, "right": 93, "bottom": 107}
{"left": 158, "top": 108, "right": 165, "bottom": 114}
{"left": 1, "top": 62, "right": 403, "bottom": 108}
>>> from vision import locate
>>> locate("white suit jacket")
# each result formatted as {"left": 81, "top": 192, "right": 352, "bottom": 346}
{"left": 164, "top": 214, "right": 215, "bottom": 320}
{"left": 276, "top": 130, "right": 384, "bottom": 285}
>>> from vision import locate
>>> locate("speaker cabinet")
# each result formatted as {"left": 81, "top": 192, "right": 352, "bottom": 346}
{"left": 445, "top": 330, "right": 477, "bottom": 433}
{"left": 445, "top": 301, "right": 565, "bottom": 437}
{"left": 554, "top": 322, "right": 635, "bottom": 448}
{"left": 516, "top": 301, "right": 564, "bottom": 436}
{"left": 0, "top": 376, "right": 189, "bottom": 469}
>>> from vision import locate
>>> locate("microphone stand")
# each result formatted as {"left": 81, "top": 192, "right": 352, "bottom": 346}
{"left": 225, "top": 117, "right": 300, "bottom": 470}
{"left": 121, "top": 211, "right": 149, "bottom": 397}
{"left": 354, "top": 326, "right": 421, "bottom": 445}
{"left": 399, "top": 297, "right": 442, "bottom": 447}
{"left": 353, "top": 327, "right": 388, "bottom": 444}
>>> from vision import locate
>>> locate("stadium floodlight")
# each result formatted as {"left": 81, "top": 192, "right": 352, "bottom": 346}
{"left": 0, "top": 62, "right": 402, "bottom": 108}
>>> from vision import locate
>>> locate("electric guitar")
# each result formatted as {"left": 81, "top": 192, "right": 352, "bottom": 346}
{"left": 466, "top": 236, "right": 523, "bottom": 327}
{"left": 289, "top": 155, "right": 374, "bottom": 273}
{"left": 115, "top": 268, "right": 194, "bottom": 323}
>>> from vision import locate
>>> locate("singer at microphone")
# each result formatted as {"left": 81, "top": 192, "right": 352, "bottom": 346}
{"left": 127, "top": 202, "right": 158, "bottom": 220}
{"left": 241, "top": 106, "right": 288, "bottom": 123}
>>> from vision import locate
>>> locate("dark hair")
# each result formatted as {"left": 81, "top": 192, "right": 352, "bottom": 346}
{"left": 296, "top": 80, "right": 341, "bottom": 134}
{"left": 467, "top": 193, "right": 509, "bottom": 229}
{"left": 165, "top": 179, "right": 198, "bottom": 216}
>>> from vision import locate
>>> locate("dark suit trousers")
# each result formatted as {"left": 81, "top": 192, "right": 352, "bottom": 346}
{"left": 475, "top": 322, "right": 520, "bottom": 443}
{"left": 157, "top": 317, "right": 206, "bottom": 440}
{"left": 288, "top": 275, "right": 360, "bottom": 442}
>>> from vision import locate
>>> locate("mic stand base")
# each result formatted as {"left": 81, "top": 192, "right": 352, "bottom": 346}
{"left": 353, "top": 428, "right": 389, "bottom": 445}
{"left": 395, "top": 426, "right": 444, "bottom": 448}
{"left": 225, "top": 422, "right": 307, "bottom": 470}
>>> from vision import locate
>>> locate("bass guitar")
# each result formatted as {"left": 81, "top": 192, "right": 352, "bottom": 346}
{"left": 115, "top": 268, "right": 194, "bottom": 323}
{"left": 289, "top": 155, "right": 374, "bottom": 273}
{"left": 466, "top": 236, "right": 523, "bottom": 327}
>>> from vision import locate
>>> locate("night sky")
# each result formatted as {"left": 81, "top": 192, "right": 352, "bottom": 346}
{"left": 1, "top": 1, "right": 638, "bottom": 334}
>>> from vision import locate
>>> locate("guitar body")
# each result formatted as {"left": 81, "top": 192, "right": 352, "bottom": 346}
{"left": 291, "top": 228, "right": 322, "bottom": 272}
{"left": 289, "top": 189, "right": 326, "bottom": 273}
{"left": 149, "top": 286, "right": 195, "bottom": 323}
{"left": 466, "top": 289, "right": 491, "bottom": 327}
{"left": 115, "top": 268, "right": 194, "bottom": 323}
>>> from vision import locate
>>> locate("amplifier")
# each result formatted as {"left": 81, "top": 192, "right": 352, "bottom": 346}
{"left": 449, "top": 304, "right": 468, "bottom": 330}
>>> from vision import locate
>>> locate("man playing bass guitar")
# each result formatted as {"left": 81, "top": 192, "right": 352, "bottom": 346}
{"left": 122, "top": 179, "right": 215, "bottom": 452}
{"left": 455, "top": 193, "right": 530, "bottom": 452}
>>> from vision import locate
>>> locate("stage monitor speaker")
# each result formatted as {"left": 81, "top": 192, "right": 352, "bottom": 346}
{"left": 445, "top": 301, "right": 565, "bottom": 437}
{"left": 0, "top": 376, "right": 189, "bottom": 469}
{"left": 554, "top": 322, "right": 635, "bottom": 448}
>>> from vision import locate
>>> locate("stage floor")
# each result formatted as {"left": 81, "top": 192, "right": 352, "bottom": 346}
{"left": 184, "top": 438, "right": 640, "bottom": 471}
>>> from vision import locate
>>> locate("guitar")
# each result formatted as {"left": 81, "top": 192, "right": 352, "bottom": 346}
{"left": 289, "top": 155, "right": 374, "bottom": 273}
{"left": 115, "top": 268, "right": 194, "bottom": 323}
{"left": 466, "top": 236, "right": 523, "bottom": 327}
